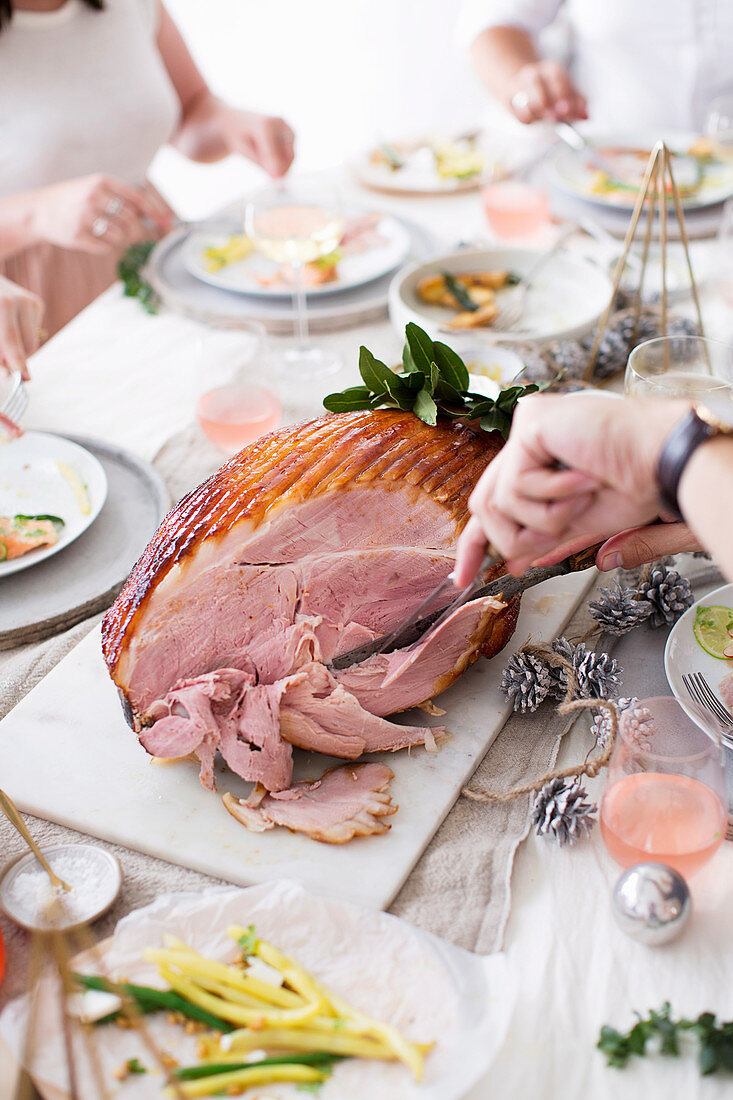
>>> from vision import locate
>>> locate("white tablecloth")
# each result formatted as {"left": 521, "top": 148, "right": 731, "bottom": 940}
{"left": 7, "top": 183, "right": 733, "bottom": 1099}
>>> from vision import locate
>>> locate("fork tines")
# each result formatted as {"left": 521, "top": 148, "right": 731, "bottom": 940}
{"left": 682, "top": 671, "right": 733, "bottom": 728}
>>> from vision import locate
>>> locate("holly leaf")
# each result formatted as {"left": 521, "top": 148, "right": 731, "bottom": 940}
{"left": 402, "top": 344, "right": 419, "bottom": 374}
{"left": 358, "top": 347, "right": 395, "bottom": 396}
{"left": 433, "top": 340, "right": 469, "bottom": 391}
{"left": 403, "top": 370, "right": 426, "bottom": 391}
{"left": 323, "top": 386, "right": 374, "bottom": 412}
{"left": 413, "top": 388, "right": 438, "bottom": 426}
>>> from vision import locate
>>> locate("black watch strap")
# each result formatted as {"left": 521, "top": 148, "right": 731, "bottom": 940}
{"left": 656, "top": 409, "right": 716, "bottom": 520}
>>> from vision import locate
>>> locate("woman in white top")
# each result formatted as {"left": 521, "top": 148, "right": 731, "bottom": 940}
{"left": 459, "top": 0, "right": 733, "bottom": 131}
{"left": 0, "top": 0, "right": 295, "bottom": 337}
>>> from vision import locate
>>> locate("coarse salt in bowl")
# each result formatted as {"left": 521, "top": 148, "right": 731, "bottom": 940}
{"left": 0, "top": 844, "right": 122, "bottom": 931}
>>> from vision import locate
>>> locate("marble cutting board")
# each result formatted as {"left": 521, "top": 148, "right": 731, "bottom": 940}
{"left": 0, "top": 570, "right": 596, "bottom": 910}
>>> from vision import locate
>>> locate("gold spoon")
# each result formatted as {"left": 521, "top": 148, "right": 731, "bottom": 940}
{"left": 0, "top": 788, "right": 71, "bottom": 892}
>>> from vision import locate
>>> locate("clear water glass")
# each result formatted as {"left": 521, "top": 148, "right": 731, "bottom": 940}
{"left": 624, "top": 335, "right": 733, "bottom": 399}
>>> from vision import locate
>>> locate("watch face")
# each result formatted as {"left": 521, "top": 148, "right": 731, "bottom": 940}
{"left": 696, "top": 395, "right": 733, "bottom": 434}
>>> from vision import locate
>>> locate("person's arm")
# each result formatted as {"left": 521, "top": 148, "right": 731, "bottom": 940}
{"left": 156, "top": 4, "right": 295, "bottom": 177}
{"left": 453, "top": 394, "right": 733, "bottom": 583}
{"left": 470, "top": 23, "right": 587, "bottom": 123}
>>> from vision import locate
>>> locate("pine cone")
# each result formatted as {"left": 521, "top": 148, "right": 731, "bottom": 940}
{"left": 545, "top": 339, "right": 588, "bottom": 378}
{"left": 501, "top": 651, "right": 551, "bottom": 713}
{"left": 667, "top": 315, "right": 700, "bottom": 338}
{"left": 582, "top": 326, "right": 629, "bottom": 379}
{"left": 532, "top": 777, "right": 597, "bottom": 846}
{"left": 590, "top": 697, "right": 639, "bottom": 749}
{"left": 549, "top": 637, "right": 623, "bottom": 700}
{"left": 588, "top": 583, "right": 653, "bottom": 635}
{"left": 637, "top": 564, "right": 694, "bottom": 628}
{"left": 514, "top": 345, "right": 558, "bottom": 385}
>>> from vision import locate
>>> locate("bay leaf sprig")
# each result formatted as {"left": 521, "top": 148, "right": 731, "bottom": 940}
{"left": 323, "top": 322, "right": 538, "bottom": 439}
{"left": 598, "top": 1002, "right": 733, "bottom": 1076}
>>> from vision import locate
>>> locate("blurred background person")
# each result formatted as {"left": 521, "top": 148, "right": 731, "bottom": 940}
{"left": 459, "top": 0, "right": 733, "bottom": 132}
{"left": 0, "top": 0, "right": 295, "bottom": 336}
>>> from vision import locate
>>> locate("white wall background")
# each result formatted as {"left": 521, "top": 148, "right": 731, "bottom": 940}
{"left": 151, "top": 0, "right": 492, "bottom": 217}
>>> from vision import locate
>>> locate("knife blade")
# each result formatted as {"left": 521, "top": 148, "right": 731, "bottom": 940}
{"left": 327, "top": 543, "right": 600, "bottom": 671}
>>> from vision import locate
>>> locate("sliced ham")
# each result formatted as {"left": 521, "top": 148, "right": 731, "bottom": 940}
{"left": 102, "top": 411, "right": 519, "bottom": 802}
{"left": 222, "top": 763, "right": 397, "bottom": 844}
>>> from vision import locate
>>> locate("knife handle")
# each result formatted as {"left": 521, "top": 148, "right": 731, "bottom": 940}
{"left": 562, "top": 542, "right": 603, "bottom": 574}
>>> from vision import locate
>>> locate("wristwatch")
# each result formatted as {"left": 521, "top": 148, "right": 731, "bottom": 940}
{"left": 656, "top": 396, "right": 733, "bottom": 519}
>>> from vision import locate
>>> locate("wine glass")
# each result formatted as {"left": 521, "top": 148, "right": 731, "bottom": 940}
{"left": 194, "top": 321, "right": 281, "bottom": 455}
{"left": 625, "top": 335, "right": 733, "bottom": 399}
{"left": 244, "top": 181, "right": 344, "bottom": 380}
{"left": 705, "top": 94, "right": 733, "bottom": 159}
{"left": 600, "top": 696, "right": 727, "bottom": 877}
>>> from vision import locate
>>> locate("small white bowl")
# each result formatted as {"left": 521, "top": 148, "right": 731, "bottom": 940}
{"left": 0, "top": 843, "right": 122, "bottom": 932}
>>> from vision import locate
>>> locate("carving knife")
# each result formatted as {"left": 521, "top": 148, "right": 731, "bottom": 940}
{"left": 328, "top": 543, "right": 600, "bottom": 672}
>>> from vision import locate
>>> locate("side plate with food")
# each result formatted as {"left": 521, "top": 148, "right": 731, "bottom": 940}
{"left": 184, "top": 212, "right": 411, "bottom": 298}
{"left": 550, "top": 130, "right": 733, "bottom": 212}
{"left": 0, "top": 432, "right": 108, "bottom": 578}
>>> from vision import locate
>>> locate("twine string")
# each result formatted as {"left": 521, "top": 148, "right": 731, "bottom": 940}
{"left": 461, "top": 644, "right": 620, "bottom": 804}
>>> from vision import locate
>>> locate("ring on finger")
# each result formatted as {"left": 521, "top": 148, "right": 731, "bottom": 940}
{"left": 511, "top": 90, "right": 530, "bottom": 111}
{"left": 106, "top": 197, "right": 124, "bottom": 217}
{"left": 91, "top": 216, "right": 109, "bottom": 238}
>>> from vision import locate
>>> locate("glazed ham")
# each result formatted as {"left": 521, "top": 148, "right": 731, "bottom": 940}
{"left": 222, "top": 763, "right": 397, "bottom": 844}
{"left": 102, "top": 410, "right": 519, "bottom": 827}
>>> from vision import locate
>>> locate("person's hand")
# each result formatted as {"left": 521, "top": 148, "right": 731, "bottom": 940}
{"left": 596, "top": 522, "right": 703, "bottom": 572}
{"left": 0, "top": 275, "right": 44, "bottom": 381}
{"left": 31, "top": 174, "right": 174, "bottom": 256}
{"left": 218, "top": 108, "right": 295, "bottom": 178}
{"left": 507, "top": 60, "right": 588, "bottom": 124}
{"left": 454, "top": 393, "right": 691, "bottom": 584}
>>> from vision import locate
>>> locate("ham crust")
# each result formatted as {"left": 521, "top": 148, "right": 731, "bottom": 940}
{"left": 102, "top": 411, "right": 501, "bottom": 678}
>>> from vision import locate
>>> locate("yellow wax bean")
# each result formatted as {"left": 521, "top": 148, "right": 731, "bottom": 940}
{"left": 156, "top": 965, "right": 321, "bottom": 1028}
{"left": 226, "top": 927, "right": 324, "bottom": 1008}
{"left": 143, "top": 949, "right": 303, "bottom": 1008}
{"left": 209, "top": 1026, "right": 395, "bottom": 1061}
{"left": 169, "top": 1064, "right": 323, "bottom": 1099}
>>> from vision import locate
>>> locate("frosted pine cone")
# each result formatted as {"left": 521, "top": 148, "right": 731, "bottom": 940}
{"left": 532, "top": 777, "right": 597, "bottom": 846}
{"left": 588, "top": 583, "right": 653, "bottom": 635}
{"left": 637, "top": 565, "right": 694, "bottom": 628}
{"left": 545, "top": 339, "right": 588, "bottom": 378}
{"left": 549, "top": 637, "right": 623, "bottom": 700}
{"left": 500, "top": 651, "right": 551, "bottom": 713}
{"left": 590, "top": 697, "right": 639, "bottom": 750}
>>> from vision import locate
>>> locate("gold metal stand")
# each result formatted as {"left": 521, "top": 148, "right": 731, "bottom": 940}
{"left": 584, "top": 141, "right": 706, "bottom": 381}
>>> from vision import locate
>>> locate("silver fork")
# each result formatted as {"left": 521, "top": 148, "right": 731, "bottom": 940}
{"left": 490, "top": 224, "right": 576, "bottom": 333}
{"left": 1, "top": 372, "right": 28, "bottom": 426}
{"left": 682, "top": 672, "right": 733, "bottom": 730}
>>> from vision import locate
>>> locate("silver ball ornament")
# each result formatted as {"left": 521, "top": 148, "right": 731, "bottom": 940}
{"left": 611, "top": 862, "right": 692, "bottom": 946}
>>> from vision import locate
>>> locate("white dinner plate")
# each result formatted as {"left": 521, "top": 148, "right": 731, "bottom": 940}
{"left": 0, "top": 431, "right": 108, "bottom": 577}
{"left": 664, "top": 581, "right": 733, "bottom": 727}
{"left": 350, "top": 138, "right": 490, "bottom": 195}
{"left": 184, "top": 213, "right": 411, "bottom": 298}
{"left": 389, "top": 246, "right": 613, "bottom": 345}
{"left": 550, "top": 130, "right": 733, "bottom": 212}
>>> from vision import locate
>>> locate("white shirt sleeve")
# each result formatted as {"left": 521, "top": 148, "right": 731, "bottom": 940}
{"left": 456, "top": 0, "right": 565, "bottom": 49}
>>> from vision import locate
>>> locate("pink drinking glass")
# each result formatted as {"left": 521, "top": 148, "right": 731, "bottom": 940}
{"left": 600, "top": 696, "right": 727, "bottom": 877}
{"left": 195, "top": 321, "right": 281, "bottom": 455}
{"left": 481, "top": 181, "right": 550, "bottom": 239}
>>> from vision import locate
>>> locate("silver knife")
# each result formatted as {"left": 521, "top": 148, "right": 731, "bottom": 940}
{"left": 328, "top": 543, "right": 600, "bottom": 671}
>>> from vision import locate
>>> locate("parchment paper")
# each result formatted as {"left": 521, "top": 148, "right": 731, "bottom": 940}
{"left": 0, "top": 881, "right": 515, "bottom": 1100}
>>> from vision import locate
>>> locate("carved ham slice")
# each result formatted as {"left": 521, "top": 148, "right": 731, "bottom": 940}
{"left": 222, "top": 763, "right": 397, "bottom": 844}
{"left": 102, "top": 411, "right": 519, "bottom": 799}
